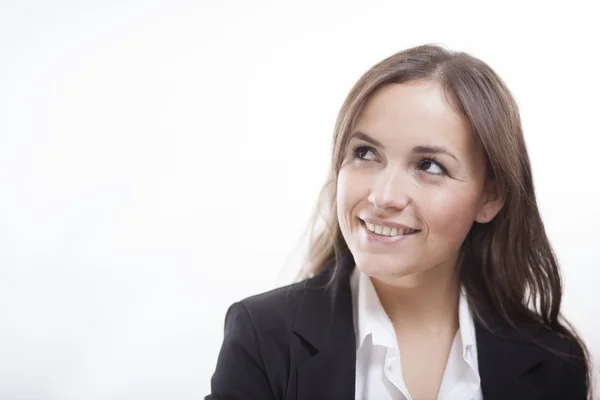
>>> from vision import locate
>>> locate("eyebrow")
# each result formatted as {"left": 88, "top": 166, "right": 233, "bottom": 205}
{"left": 350, "top": 131, "right": 459, "bottom": 162}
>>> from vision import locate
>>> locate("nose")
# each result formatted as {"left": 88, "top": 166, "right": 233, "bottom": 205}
{"left": 367, "top": 166, "right": 411, "bottom": 211}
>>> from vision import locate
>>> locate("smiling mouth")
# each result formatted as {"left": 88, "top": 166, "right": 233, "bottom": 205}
{"left": 360, "top": 219, "right": 421, "bottom": 237}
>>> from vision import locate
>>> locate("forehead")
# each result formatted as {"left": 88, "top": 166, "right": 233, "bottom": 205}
{"left": 354, "top": 82, "right": 474, "bottom": 152}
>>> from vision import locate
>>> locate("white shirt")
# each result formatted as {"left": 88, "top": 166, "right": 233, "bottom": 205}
{"left": 350, "top": 267, "right": 484, "bottom": 400}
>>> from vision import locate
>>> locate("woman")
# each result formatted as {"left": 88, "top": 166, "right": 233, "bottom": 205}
{"left": 206, "top": 44, "right": 592, "bottom": 399}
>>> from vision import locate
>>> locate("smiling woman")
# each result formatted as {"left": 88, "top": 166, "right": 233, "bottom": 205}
{"left": 205, "top": 44, "right": 592, "bottom": 400}
{"left": 337, "top": 82, "right": 499, "bottom": 287}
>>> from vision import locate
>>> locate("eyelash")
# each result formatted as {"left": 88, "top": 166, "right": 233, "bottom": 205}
{"left": 350, "top": 144, "right": 449, "bottom": 176}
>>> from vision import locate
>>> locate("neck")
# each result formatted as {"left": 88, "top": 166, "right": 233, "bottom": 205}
{"left": 370, "top": 259, "right": 461, "bottom": 334}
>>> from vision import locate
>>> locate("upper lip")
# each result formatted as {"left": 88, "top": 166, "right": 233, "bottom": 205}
{"left": 360, "top": 217, "right": 419, "bottom": 231}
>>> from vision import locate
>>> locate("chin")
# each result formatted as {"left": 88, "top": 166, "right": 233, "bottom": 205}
{"left": 355, "top": 256, "right": 421, "bottom": 279}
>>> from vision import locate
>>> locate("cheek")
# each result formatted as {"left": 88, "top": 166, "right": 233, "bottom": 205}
{"left": 336, "top": 168, "right": 362, "bottom": 211}
{"left": 336, "top": 168, "right": 369, "bottom": 235}
{"left": 336, "top": 169, "right": 354, "bottom": 222}
{"left": 423, "top": 191, "right": 480, "bottom": 243}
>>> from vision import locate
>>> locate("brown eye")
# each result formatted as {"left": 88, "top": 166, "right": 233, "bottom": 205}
{"left": 352, "top": 145, "right": 376, "bottom": 161}
{"left": 418, "top": 158, "right": 447, "bottom": 176}
{"left": 357, "top": 148, "right": 369, "bottom": 158}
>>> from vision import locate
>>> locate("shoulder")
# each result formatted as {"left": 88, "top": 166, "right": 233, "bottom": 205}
{"left": 480, "top": 310, "right": 588, "bottom": 366}
{"left": 233, "top": 267, "right": 336, "bottom": 330}
{"left": 541, "top": 330, "right": 589, "bottom": 398}
{"left": 521, "top": 325, "right": 589, "bottom": 398}
{"left": 233, "top": 278, "right": 313, "bottom": 330}
{"left": 538, "top": 330, "right": 588, "bottom": 388}
{"left": 477, "top": 312, "right": 590, "bottom": 398}
{"left": 526, "top": 323, "right": 587, "bottom": 368}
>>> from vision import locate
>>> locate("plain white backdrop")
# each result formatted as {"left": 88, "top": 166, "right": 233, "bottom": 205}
{"left": 1, "top": 0, "right": 599, "bottom": 398}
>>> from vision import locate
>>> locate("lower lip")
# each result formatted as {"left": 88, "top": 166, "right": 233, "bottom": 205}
{"left": 360, "top": 220, "right": 420, "bottom": 244}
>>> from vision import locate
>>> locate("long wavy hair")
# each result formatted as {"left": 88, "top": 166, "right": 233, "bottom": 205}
{"left": 297, "top": 43, "right": 592, "bottom": 396}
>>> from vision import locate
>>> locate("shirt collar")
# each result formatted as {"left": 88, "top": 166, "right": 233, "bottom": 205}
{"left": 351, "top": 266, "right": 477, "bottom": 362}
{"left": 352, "top": 264, "right": 398, "bottom": 350}
{"left": 458, "top": 286, "right": 476, "bottom": 350}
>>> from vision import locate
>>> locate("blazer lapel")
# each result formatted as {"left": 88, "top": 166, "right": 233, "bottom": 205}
{"left": 292, "top": 258, "right": 356, "bottom": 400}
{"left": 476, "top": 316, "right": 546, "bottom": 400}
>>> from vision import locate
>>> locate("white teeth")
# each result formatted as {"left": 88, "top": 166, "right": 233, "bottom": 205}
{"left": 364, "top": 221, "right": 417, "bottom": 237}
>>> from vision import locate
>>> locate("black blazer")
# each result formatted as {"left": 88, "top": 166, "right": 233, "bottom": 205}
{"left": 206, "top": 262, "right": 587, "bottom": 400}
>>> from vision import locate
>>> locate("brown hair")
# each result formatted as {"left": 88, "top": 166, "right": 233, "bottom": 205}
{"left": 298, "top": 43, "right": 592, "bottom": 397}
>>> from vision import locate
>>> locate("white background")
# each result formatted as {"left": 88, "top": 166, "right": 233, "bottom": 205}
{"left": 1, "top": 1, "right": 599, "bottom": 399}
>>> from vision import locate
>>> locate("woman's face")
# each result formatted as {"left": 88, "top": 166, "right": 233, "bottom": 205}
{"left": 336, "top": 81, "right": 501, "bottom": 283}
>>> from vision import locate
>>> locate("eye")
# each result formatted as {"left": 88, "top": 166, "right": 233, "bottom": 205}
{"left": 351, "top": 145, "right": 377, "bottom": 161}
{"left": 418, "top": 158, "right": 447, "bottom": 176}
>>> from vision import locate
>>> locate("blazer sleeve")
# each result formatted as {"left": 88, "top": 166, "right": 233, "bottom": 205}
{"left": 205, "top": 301, "right": 275, "bottom": 400}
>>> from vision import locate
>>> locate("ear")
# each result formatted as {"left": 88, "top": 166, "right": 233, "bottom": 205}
{"left": 475, "top": 180, "right": 505, "bottom": 223}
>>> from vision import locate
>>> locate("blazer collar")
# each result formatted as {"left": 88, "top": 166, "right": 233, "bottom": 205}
{"left": 292, "top": 260, "right": 547, "bottom": 400}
